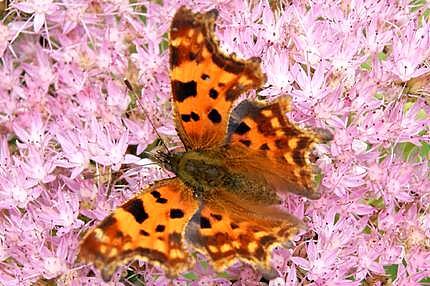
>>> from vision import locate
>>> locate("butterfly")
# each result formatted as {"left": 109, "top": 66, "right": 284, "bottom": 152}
{"left": 78, "top": 6, "right": 332, "bottom": 281}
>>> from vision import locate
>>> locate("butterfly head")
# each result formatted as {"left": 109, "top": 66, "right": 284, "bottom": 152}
{"left": 147, "top": 149, "right": 182, "bottom": 174}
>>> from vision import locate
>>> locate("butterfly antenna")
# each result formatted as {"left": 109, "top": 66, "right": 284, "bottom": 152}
{"left": 124, "top": 79, "right": 172, "bottom": 157}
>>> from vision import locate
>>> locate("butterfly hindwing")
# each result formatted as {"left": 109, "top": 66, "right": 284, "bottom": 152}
{"left": 227, "top": 98, "right": 332, "bottom": 199}
{"left": 79, "top": 178, "right": 199, "bottom": 280}
{"left": 169, "top": 6, "right": 266, "bottom": 150}
{"left": 186, "top": 190, "right": 303, "bottom": 271}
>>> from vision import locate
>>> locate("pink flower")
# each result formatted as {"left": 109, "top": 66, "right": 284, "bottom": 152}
{"left": 362, "top": 18, "right": 393, "bottom": 54}
{"left": 260, "top": 47, "right": 294, "bottom": 97}
{"left": 390, "top": 21, "right": 430, "bottom": 81}
{"left": 31, "top": 187, "right": 83, "bottom": 235}
{"left": 88, "top": 121, "right": 139, "bottom": 171}
{"left": 12, "top": 112, "right": 48, "bottom": 148}
{"left": 291, "top": 240, "right": 339, "bottom": 282}
{"left": 292, "top": 63, "right": 329, "bottom": 105}
{"left": 123, "top": 118, "right": 155, "bottom": 155}
{"left": 0, "top": 23, "right": 11, "bottom": 57}
{"left": 12, "top": 0, "right": 58, "bottom": 33}
{"left": 55, "top": 129, "right": 91, "bottom": 179}
{"left": 0, "top": 166, "right": 40, "bottom": 209}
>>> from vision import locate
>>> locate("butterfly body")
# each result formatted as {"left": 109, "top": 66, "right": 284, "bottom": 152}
{"left": 174, "top": 150, "right": 232, "bottom": 191}
{"left": 163, "top": 148, "right": 280, "bottom": 205}
{"left": 78, "top": 6, "right": 331, "bottom": 281}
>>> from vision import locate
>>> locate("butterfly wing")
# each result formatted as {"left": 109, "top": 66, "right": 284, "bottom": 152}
{"left": 226, "top": 98, "right": 332, "bottom": 199}
{"left": 79, "top": 178, "right": 198, "bottom": 280}
{"left": 169, "top": 7, "right": 266, "bottom": 150}
{"left": 186, "top": 190, "right": 303, "bottom": 271}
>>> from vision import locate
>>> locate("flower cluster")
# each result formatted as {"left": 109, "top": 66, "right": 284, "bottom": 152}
{"left": 0, "top": 0, "right": 429, "bottom": 285}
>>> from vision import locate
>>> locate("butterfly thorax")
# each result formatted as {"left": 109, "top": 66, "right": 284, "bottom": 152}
{"left": 170, "top": 150, "right": 232, "bottom": 192}
{"left": 165, "top": 150, "right": 280, "bottom": 204}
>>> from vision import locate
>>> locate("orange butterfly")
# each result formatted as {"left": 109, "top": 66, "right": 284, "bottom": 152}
{"left": 79, "top": 6, "right": 331, "bottom": 280}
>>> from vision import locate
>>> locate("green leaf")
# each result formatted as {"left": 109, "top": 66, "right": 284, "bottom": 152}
{"left": 314, "top": 172, "right": 322, "bottom": 185}
{"left": 367, "top": 197, "right": 385, "bottom": 209}
{"left": 423, "top": 8, "right": 430, "bottom": 19}
{"left": 125, "top": 270, "right": 145, "bottom": 286}
{"left": 360, "top": 61, "right": 372, "bottom": 71}
{"left": 374, "top": 92, "right": 383, "bottom": 100}
{"left": 409, "top": 0, "right": 426, "bottom": 12}
{"left": 159, "top": 32, "right": 169, "bottom": 52}
{"left": 384, "top": 264, "right": 398, "bottom": 281}
{"left": 400, "top": 142, "right": 419, "bottom": 161}
{"left": 334, "top": 213, "right": 340, "bottom": 224}
{"left": 199, "top": 259, "right": 209, "bottom": 270}
{"left": 217, "top": 271, "right": 234, "bottom": 279}
{"left": 403, "top": 101, "right": 414, "bottom": 112}
{"left": 416, "top": 108, "right": 428, "bottom": 120}
{"left": 419, "top": 142, "right": 430, "bottom": 159}
{"left": 182, "top": 272, "right": 198, "bottom": 280}
{"left": 377, "top": 51, "right": 387, "bottom": 61}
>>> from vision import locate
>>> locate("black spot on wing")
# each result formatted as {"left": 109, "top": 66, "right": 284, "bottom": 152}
{"left": 172, "top": 80, "right": 197, "bottom": 102}
{"left": 234, "top": 122, "right": 251, "bottom": 135}
{"left": 151, "top": 191, "right": 167, "bottom": 203}
{"left": 297, "top": 137, "right": 310, "bottom": 150}
{"left": 208, "top": 109, "right": 222, "bottom": 123}
{"left": 155, "top": 225, "right": 165, "bottom": 232}
{"left": 230, "top": 223, "right": 239, "bottom": 229}
{"left": 190, "top": 111, "right": 200, "bottom": 121}
{"left": 182, "top": 112, "right": 200, "bottom": 123}
{"left": 156, "top": 197, "right": 168, "bottom": 204}
{"left": 150, "top": 191, "right": 161, "bottom": 198}
{"left": 189, "top": 52, "right": 197, "bottom": 60}
{"left": 140, "top": 229, "right": 150, "bottom": 236}
{"left": 259, "top": 143, "right": 270, "bottom": 150}
{"left": 259, "top": 235, "right": 276, "bottom": 246}
{"left": 201, "top": 74, "right": 210, "bottom": 80}
{"left": 181, "top": 114, "right": 191, "bottom": 122}
{"left": 170, "top": 46, "right": 180, "bottom": 68}
{"left": 170, "top": 209, "right": 185, "bottom": 219}
{"left": 239, "top": 139, "right": 251, "bottom": 147}
{"left": 200, "top": 216, "right": 211, "bottom": 229}
{"left": 210, "top": 213, "right": 222, "bottom": 221}
{"left": 293, "top": 149, "right": 305, "bottom": 166}
{"left": 122, "top": 198, "right": 148, "bottom": 223}
{"left": 209, "top": 88, "right": 218, "bottom": 99}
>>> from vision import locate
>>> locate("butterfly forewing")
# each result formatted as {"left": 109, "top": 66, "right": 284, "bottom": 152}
{"left": 79, "top": 178, "right": 198, "bottom": 280}
{"left": 169, "top": 6, "right": 266, "bottom": 150}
